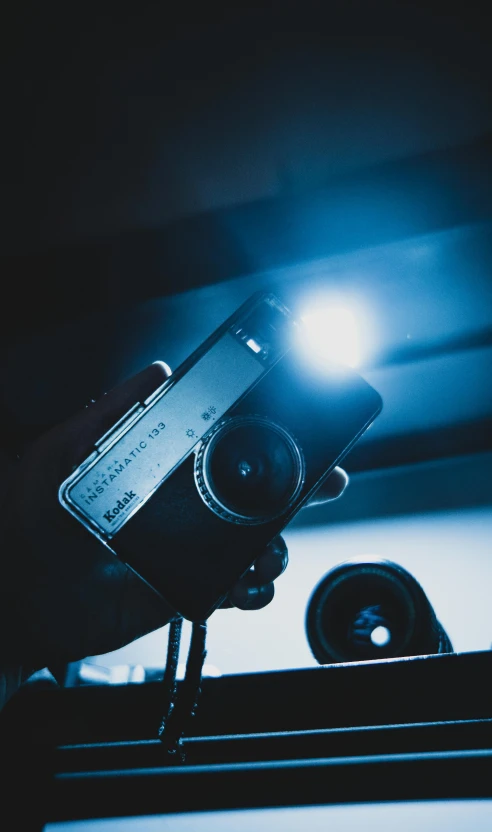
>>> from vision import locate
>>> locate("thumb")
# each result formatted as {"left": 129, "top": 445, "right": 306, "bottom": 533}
{"left": 31, "top": 362, "right": 172, "bottom": 481}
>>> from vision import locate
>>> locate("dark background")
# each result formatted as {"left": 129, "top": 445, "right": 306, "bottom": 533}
{"left": 1, "top": 0, "right": 492, "bottom": 474}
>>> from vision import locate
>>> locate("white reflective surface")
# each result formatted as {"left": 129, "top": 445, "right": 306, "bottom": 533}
{"left": 46, "top": 799, "right": 492, "bottom": 832}
{"left": 89, "top": 481, "right": 492, "bottom": 675}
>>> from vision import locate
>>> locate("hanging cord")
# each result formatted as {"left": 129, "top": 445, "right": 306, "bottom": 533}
{"left": 158, "top": 616, "right": 183, "bottom": 739}
{"left": 158, "top": 617, "right": 207, "bottom": 760}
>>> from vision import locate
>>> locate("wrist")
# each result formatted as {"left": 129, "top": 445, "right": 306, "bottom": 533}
{"left": 0, "top": 664, "right": 34, "bottom": 712}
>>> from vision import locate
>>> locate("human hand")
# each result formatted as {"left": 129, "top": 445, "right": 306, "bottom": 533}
{"left": 1, "top": 362, "right": 348, "bottom": 685}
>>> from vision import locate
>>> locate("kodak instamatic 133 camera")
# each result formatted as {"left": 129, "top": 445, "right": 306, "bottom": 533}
{"left": 59, "top": 293, "right": 382, "bottom": 620}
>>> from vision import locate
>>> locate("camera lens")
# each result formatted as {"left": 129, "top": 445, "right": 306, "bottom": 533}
{"left": 196, "top": 416, "right": 304, "bottom": 523}
{"left": 306, "top": 559, "right": 452, "bottom": 664}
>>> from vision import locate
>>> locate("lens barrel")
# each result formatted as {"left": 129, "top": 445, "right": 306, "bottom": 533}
{"left": 195, "top": 416, "right": 304, "bottom": 524}
{"left": 306, "top": 558, "right": 452, "bottom": 664}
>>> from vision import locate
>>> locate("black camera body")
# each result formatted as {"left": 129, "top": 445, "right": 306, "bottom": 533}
{"left": 59, "top": 293, "right": 382, "bottom": 620}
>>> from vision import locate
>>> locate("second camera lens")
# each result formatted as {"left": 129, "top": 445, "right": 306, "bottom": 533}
{"left": 306, "top": 559, "right": 453, "bottom": 664}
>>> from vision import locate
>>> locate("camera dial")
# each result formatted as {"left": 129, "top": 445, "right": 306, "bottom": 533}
{"left": 194, "top": 415, "right": 305, "bottom": 524}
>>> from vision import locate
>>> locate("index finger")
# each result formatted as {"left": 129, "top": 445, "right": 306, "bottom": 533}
{"left": 306, "top": 466, "right": 349, "bottom": 507}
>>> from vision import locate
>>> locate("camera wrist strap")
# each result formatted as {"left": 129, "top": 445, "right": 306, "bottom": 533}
{"left": 158, "top": 617, "right": 207, "bottom": 759}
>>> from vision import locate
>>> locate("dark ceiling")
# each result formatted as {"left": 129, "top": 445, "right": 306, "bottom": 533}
{"left": 2, "top": 1, "right": 492, "bottom": 473}
{"left": 2, "top": 1, "right": 492, "bottom": 250}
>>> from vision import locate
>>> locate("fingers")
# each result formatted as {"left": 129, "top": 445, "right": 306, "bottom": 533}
{"left": 306, "top": 466, "right": 349, "bottom": 507}
{"left": 227, "top": 574, "right": 275, "bottom": 611}
{"left": 223, "top": 467, "right": 349, "bottom": 613}
{"left": 253, "top": 535, "right": 288, "bottom": 584}
{"left": 226, "top": 535, "right": 288, "bottom": 611}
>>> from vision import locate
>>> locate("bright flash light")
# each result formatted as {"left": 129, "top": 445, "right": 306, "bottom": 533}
{"left": 301, "top": 306, "right": 360, "bottom": 367}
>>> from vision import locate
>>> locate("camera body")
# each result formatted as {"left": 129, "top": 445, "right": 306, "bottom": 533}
{"left": 59, "top": 292, "right": 382, "bottom": 621}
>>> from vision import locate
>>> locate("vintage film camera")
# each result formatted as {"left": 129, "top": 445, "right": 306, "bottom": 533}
{"left": 59, "top": 292, "right": 382, "bottom": 621}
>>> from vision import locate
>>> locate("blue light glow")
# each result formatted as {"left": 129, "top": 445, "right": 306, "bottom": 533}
{"left": 301, "top": 306, "right": 360, "bottom": 367}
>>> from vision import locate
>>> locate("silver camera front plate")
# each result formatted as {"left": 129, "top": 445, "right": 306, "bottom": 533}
{"left": 60, "top": 331, "right": 267, "bottom": 537}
